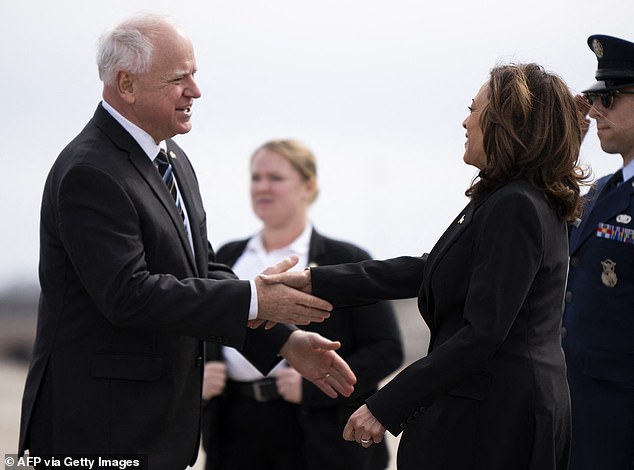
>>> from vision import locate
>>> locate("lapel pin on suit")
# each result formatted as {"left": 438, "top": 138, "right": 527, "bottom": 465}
{"left": 458, "top": 214, "right": 465, "bottom": 224}
{"left": 600, "top": 259, "right": 618, "bottom": 287}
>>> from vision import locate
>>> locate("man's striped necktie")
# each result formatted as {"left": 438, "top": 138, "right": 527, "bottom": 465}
{"left": 155, "top": 149, "right": 185, "bottom": 222}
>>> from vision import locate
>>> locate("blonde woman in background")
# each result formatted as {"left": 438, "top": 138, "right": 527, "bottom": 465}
{"left": 202, "top": 139, "right": 403, "bottom": 470}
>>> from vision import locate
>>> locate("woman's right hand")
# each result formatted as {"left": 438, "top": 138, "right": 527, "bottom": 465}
{"left": 259, "top": 267, "right": 312, "bottom": 294}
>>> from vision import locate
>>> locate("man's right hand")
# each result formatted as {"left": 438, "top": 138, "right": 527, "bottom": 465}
{"left": 253, "top": 256, "right": 330, "bottom": 329}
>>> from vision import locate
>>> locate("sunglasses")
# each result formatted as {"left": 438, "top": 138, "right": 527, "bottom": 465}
{"left": 585, "top": 89, "right": 634, "bottom": 109}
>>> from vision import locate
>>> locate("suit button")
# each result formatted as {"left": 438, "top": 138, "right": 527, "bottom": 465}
{"left": 561, "top": 327, "right": 567, "bottom": 339}
{"left": 565, "top": 291, "right": 573, "bottom": 303}
{"left": 195, "top": 356, "right": 203, "bottom": 367}
{"left": 570, "top": 256, "right": 580, "bottom": 268}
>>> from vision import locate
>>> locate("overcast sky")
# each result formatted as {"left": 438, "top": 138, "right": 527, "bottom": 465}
{"left": 1, "top": 0, "right": 632, "bottom": 291}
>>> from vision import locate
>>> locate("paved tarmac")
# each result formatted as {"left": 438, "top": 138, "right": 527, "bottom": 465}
{"left": 0, "top": 299, "right": 429, "bottom": 470}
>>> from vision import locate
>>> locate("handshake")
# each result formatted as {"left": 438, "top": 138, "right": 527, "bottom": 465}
{"left": 253, "top": 254, "right": 319, "bottom": 330}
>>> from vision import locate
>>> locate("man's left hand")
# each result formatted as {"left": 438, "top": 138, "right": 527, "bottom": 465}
{"left": 280, "top": 330, "right": 356, "bottom": 398}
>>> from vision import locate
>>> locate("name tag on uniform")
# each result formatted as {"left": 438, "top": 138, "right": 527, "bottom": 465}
{"left": 596, "top": 222, "right": 634, "bottom": 245}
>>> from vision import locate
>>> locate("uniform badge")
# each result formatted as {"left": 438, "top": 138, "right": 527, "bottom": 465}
{"left": 592, "top": 38, "right": 604, "bottom": 58}
{"left": 616, "top": 214, "right": 632, "bottom": 224}
{"left": 600, "top": 259, "right": 617, "bottom": 288}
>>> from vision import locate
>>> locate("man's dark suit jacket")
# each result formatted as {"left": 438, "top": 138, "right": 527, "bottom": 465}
{"left": 563, "top": 171, "right": 634, "bottom": 469}
{"left": 309, "top": 179, "right": 571, "bottom": 470}
{"left": 203, "top": 229, "right": 403, "bottom": 470}
{"left": 19, "top": 104, "right": 293, "bottom": 469}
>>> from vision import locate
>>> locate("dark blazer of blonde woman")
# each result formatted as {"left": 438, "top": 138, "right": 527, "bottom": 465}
{"left": 310, "top": 178, "right": 571, "bottom": 470}
{"left": 204, "top": 229, "right": 403, "bottom": 470}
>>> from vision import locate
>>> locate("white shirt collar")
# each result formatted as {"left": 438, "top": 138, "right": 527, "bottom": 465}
{"left": 622, "top": 159, "right": 634, "bottom": 183}
{"left": 245, "top": 222, "right": 313, "bottom": 259}
{"left": 101, "top": 100, "right": 163, "bottom": 160}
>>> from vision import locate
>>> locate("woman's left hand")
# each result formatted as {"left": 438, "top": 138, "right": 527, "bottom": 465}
{"left": 343, "top": 404, "right": 386, "bottom": 448}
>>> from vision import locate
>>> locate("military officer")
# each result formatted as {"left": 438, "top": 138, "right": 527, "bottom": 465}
{"left": 563, "top": 34, "right": 634, "bottom": 470}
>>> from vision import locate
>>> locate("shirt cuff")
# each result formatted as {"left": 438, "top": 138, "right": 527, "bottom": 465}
{"left": 248, "top": 279, "right": 258, "bottom": 320}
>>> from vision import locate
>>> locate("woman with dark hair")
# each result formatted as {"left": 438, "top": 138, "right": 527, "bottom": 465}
{"left": 265, "top": 63, "right": 589, "bottom": 470}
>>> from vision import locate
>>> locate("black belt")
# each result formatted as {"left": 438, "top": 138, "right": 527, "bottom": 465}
{"left": 226, "top": 378, "right": 281, "bottom": 402}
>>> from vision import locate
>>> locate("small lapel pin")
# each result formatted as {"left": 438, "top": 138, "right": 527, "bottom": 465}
{"left": 169, "top": 151, "right": 177, "bottom": 159}
{"left": 458, "top": 214, "right": 465, "bottom": 224}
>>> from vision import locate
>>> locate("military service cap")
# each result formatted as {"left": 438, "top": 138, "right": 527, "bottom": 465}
{"left": 583, "top": 34, "right": 634, "bottom": 93}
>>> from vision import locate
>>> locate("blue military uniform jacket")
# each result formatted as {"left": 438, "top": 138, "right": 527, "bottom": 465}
{"left": 563, "top": 169, "right": 634, "bottom": 469}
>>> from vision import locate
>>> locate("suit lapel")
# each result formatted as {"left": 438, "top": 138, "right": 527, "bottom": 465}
{"left": 424, "top": 181, "right": 515, "bottom": 284}
{"left": 93, "top": 105, "right": 199, "bottom": 274}
{"left": 424, "top": 201, "right": 475, "bottom": 284}
{"left": 307, "top": 229, "right": 326, "bottom": 267}
{"left": 422, "top": 197, "right": 485, "bottom": 329}
{"left": 126, "top": 146, "right": 198, "bottom": 275}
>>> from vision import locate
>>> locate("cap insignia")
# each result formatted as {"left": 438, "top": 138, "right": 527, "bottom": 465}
{"left": 592, "top": 38, "right": 604, "bottom": 58}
